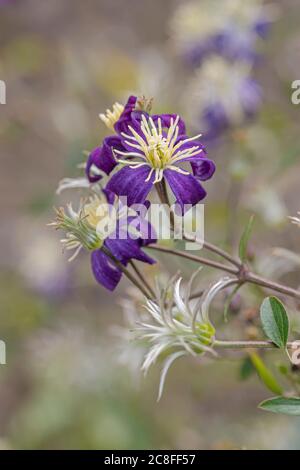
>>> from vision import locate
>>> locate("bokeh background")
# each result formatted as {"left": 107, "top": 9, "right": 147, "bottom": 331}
{"left": 1, "top": 0, "right": 300, "bottom": 450}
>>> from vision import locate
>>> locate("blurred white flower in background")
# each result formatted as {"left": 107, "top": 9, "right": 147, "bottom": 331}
{"left": 247, "top": 187, "right": 287, "bottom": 227}
{"left": 170, "top": 0, "right": 277, "bottom": 66}
{"left": 289, "top": 212, "right": 300, "bottom": 228}
{"left": 170, "top": 1, "right": 225, "bottom": 59}
{"left": 17, "top": 221, "right": 71, "bottom": 299}
{"left": 183, "top": 56, "right": 261, "bottom": 136}
{"left": 256, "top": 248, "right": 300, "bottom": 281}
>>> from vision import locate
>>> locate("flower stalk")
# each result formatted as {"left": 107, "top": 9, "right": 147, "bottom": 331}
{"left": 101, "top": 245, "right": 152, "bottom": 300}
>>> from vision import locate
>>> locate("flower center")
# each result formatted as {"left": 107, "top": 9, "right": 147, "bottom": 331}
{"left": 83, "top": 196, "right": 109, "bottom": 229}
{"left": 146, "top": 135, "right": 170, "bottom": 169}
{"left": 139, "top": 115, "right": 180, "bottom": 169}
{"left": 114, "top": 114, "right": 203, "bottom": 183}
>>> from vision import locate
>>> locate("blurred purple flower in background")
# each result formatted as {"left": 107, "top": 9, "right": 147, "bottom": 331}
{"left": 17, "top": 227, "right": 72, "bottom": 301}
{"left": 170, "top": 0, "right": 277, "bottom": 67}
{"left": 170, "top": 1, "right": 275, "bottom": 144}
{"left": 183, "top": 57, "right": 262, "bottom": 140}
{"left": 0, "top": 0, "right": 18, "bottom": 6}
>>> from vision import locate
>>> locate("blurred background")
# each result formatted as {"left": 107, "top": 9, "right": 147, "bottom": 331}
{"left": 1, "top": 0, "right": 300, "bottom": 450}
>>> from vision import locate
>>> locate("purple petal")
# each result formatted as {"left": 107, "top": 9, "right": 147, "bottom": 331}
{"left": 120, "top": 95, "right": 137, "bottom": 115}
{"left": 190, "top": 158, "right": 216, "bottom": 181}
{"left": 202, "top": 103, "right": 230, "bottom": 138}
{"left": 105, "top": 238, "right": 155, "bottom": 265}
{"left": 106, "top": 165, "right": 154, "bottom": 206}
{"left": 175, "top": 135, "right": 206, "bottom": 156}
{"left": 86, "top": 136, "right": 123, "bottom": 183}
{"left": 170, "top": 136, "right": 215, "bottom": 181}
{"left": 152, "top": 114, "right": 186, "bottom": 135}
{"left": 86, "top": 147, "right": 103, "bottom": 183}
{"left": 91, "top": 249, "right": 122, "bottom": 291}
{"left": 212, "top": 31, "right": 258, "bottom": 63}
{"left": 137, "top": 219, "right": 157, "bottom": 246}
{"left": 126, "top": 215, "right": 157, "bottom": 246}
{"left": 240, "top": 78, "right": 262, "bottom": 117}
{"left": 102, "top": 188, "right": 115, "bottom": 204}
{"left": 254, "top": 19, "right": 272, "bottom": 38}
{"left": 114, "top": 96, "right": 147, "bottom": 135}
{"left": 164, "top": 169, "right": 207, "bottom": 212}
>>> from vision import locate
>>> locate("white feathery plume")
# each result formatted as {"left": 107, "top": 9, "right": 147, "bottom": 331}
{"left": 133, "top": 273, "right": 239, "bottom": 400}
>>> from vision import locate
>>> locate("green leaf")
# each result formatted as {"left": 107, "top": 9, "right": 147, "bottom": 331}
{"left": 260, "top": 296, "right": 289, "bottom": 349}
{"left": 277, "top": 363, "right": 289, "bottom": 376}
{"left": 250, "top": 352, "right": 283, "bottom": 395}
{"left": 259, "top": 397, "right": 300, "bottom": 415}
{"left": 239, "top": 215, "right": 255, "bottom": 262}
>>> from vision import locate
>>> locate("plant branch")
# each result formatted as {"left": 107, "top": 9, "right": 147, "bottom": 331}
{"left": 155, "top": 181, "right": 241, "bottom": 268}
{"left": 183, "top": 234, "right": 241, "bottom": 268}
{"left": 245, "top": 272, "right": 300, "bottom": 301}
{"left": 154, "top": 180, "right": 300, "bottom": 301}
{"left": 146, "top": 244, "right": 300, "bottom": 301}
{"left": 214, "top": 339, "right": 295, "bottom": 350}
{"left": 146, "top": 244, "right": 239, "bottom": 275}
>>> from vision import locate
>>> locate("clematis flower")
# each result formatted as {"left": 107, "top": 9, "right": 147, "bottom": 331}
{"left": 107, "top": 114, "right": 216, "bottom": 210}
{"left": 85, "top": 95, "right": 215, "bottom": 212}
{"left": 132, "top": 273, "right": 217, "bottom": 400}
{"left": 170, "top": 0, "right": 277, "bottom": 67}
{"left": 184, "top": 56, "right": 262, "bottom": 139}
{"left": 50, "top": 191, "right": 156, "bottom": 291}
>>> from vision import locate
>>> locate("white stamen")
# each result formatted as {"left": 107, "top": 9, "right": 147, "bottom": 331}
{"left": 114, "top": 114, "right": 203, "bottom": 182}
{"left": 99, "top": 102, "right": 124, "bottom": 130}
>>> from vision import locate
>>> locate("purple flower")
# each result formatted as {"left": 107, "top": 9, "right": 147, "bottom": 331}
{"left": 108, "top": 115, "right": 215, "bottom": 211}
{"left": 204, "top": 77, "right": 261, "bottom": 140}
{"left": 91, "top": 196, "right": 156, "bottom": 291}
{"left": 171, "top": 1, "right": 275, "bottom": 68}
{"left": 186, "top": 28, "right": 266, "bottom": 67}
{"left": 186, "top": 57, "right": 262, "bottom": 141}
{"left": 87, "top": 96, "right": 215, "bottom": 212}
{"left": 50, "top": 191, "right": 156, "bottom": 292}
